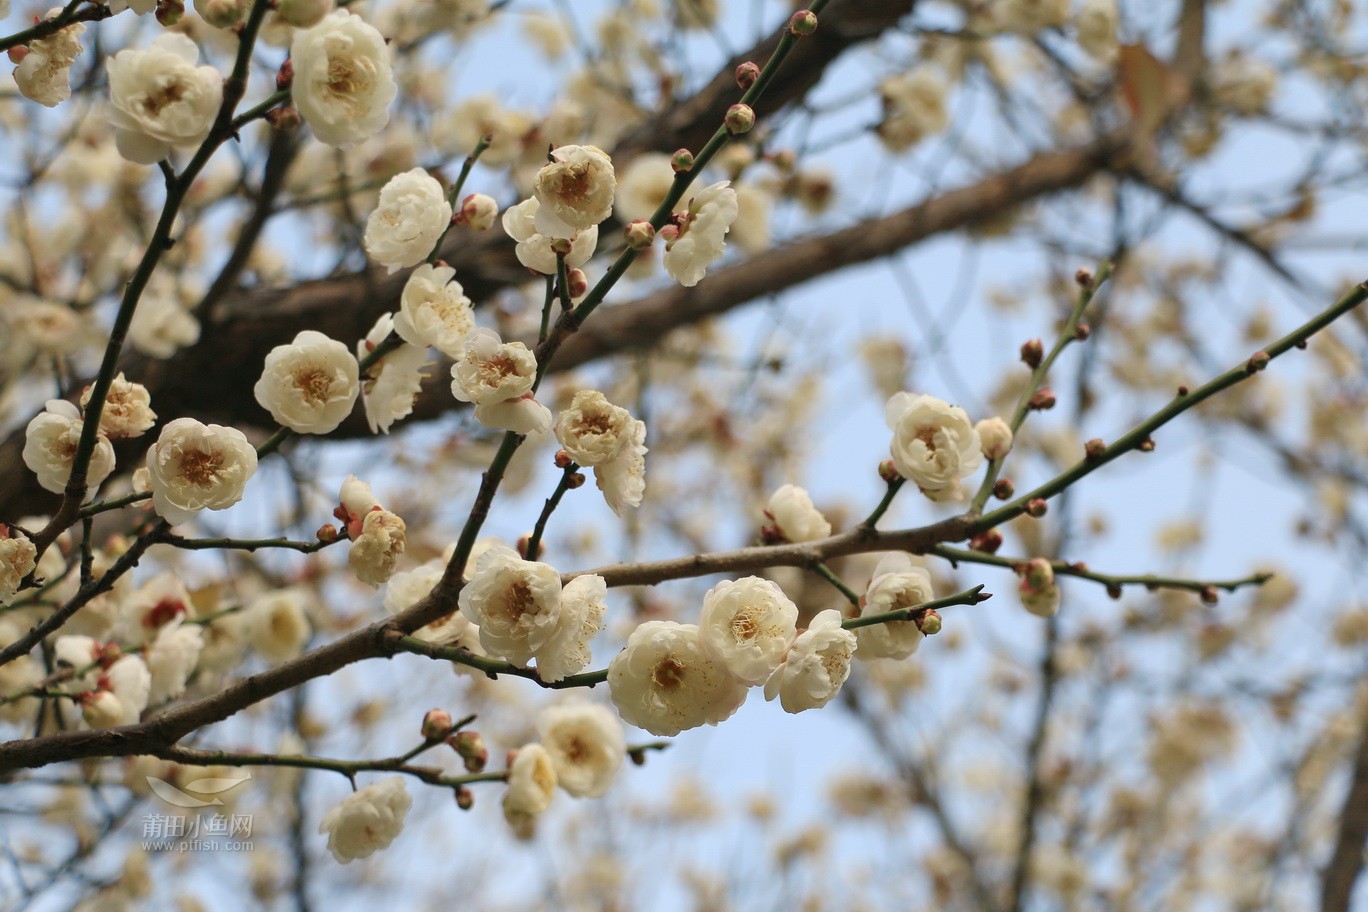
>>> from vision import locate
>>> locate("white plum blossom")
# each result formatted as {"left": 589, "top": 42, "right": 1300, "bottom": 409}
{"left": 357, "top": 313, "right": 428, "bottom": 435}
{"left": 291, "top": 10, "right": 397, "bottom": 148}
{"left": 393, "top": 264, "right": 474, "bottom": 357}
{"left": 458, "top": 545, "right": 562, "bottom": 665}
{"left": 554, "top": 390, "right": 634, "bottom": 467}
{"left": 245, "top": 588, "right": 313, "bottom": 662}
{"left": 363, "top": 169, "right": 452, "bottom": 274}
{"left": 13, "top": 10, "right": 84, "bottom": 107}
{"left": 349, "top": 509, "right": 406, "bottom": 587}
{"left": 278, "top": 0, "right": 332, "bottom": 28}
{"left": 764, "top": 609, "right": 856, "bottom": 713}
{"left": 884, "top": 392, "right": 982, "bottom": 498}
{"left": 147, "top": 620, "right": 204, "bottom": 704}
{"left": 536, "top": 701, "right": 624, "bottom": 798}
{"left": 878, "top": 68, "right": 949, "bottom": 152}
{"left": 1018, "top": 557, "right": 1061, "bottom": 617}
{"left": 335, "top": 474, "right": 380, "bottom": 538}
{"left": 318, "top": 777, "right": 411, "bottom": 863}
{"left": 145, "top": 418, "right": 258, "bottom": 525}
{"left": 535, "top": 573, "right": 607, "bottom": 683}
{"left": 121, "top": 571, "right": 193, "bottom": 643}
{"left": 613, "top": 152, "right": 675, "bottom": 223}
{"left": 533, "top": 144, "right": 616, "bottom": 238}
{"left": 501, "top": 197, "right": 598, "bottom": 275}
{"left": 664, "top": 181, "right": 738, "bottom": 287}
{"left": 0, "top": 529, "right": 37, "bottom": 606}
{"left": 105, "top": 34, "right": 223, "bottom": 165}
{"left": 451, "top": 329, "right": 536, "bottom": 404}
{"left": 81, "top": 373, "right": 156, "bottom": 439}
{"left": 766, "top": 484, "right": 831, "bottom": 543}
{"left": 126, "top": 288, "right": 200, "bottom": 358}
{"left": 459, "top": 193, "right": 499, "bottom": 230}
{"left": 595, "top": 418, "right": 647, "bottom": 516}
{"left": 503, "top": 743, "right": 557, "bottom": 821}
{"left": 608, "top": 621, "right": 748, "bottom": 737}
{"left": 23, "top": 400, "right": 116, "bottom": 497}
{"left": 254, "top": 331, "right": 360, "bottom": 434}
{"left": 83, "top": 655, "right": 150, "bottom": 728}
{"left": 698, "top": 576, "right": 799, "bottom": 685}
{"left": 476, "top": 397, "right": 553, "bottom": 435}
{"left": 856, "top": 553, "right": 934, "bottom": 660}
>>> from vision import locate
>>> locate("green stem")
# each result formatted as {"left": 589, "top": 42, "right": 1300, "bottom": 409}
{"left": 860, "top": 477, "right": 905, "bottom": 532}
{"left": 842, "top": 585, "right": 989, "bottom": 630}
{"left": 426, "top": 135, "right": 492, "bottom": 262}
{"left": 525, "top": 463, "right": 580, "bottom": 562}
{"left": 811, "top": 561, "right": 860, "bottom": 607}
{"left": 927, "top": 545, "right": 1271, "bottom": 595}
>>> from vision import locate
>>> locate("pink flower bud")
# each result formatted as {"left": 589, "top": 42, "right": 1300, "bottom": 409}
{"left": 671, "top": 148, "right": 694, "bottom": 173}
{"left": 624, "top": 219, "right": 656, "bottom": 250}
{"left": 460, "top": 193, "right": 498, "bottom": 230}
{"left": 449, "top": 731, "right": 487, "bottom": 773}
{"left": 421, "top": 708, "right": 453, "bottom": 740}
{"left": 725, "top": 104, "right": 756, "bottom": 135}
{"left": 788, "top": 9, "right": 818, "bottom": 36}
{"left": 735, "top": 61, "right": 760, "bottom": 89}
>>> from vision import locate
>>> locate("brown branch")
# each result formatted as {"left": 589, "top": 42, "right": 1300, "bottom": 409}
{"left": 1321, "top": 699, "right": 1368, "bottom": 912}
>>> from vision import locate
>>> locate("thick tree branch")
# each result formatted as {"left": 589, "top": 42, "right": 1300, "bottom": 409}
{"left": 1321, "top": 698, "right": 1368, "bottom": 912}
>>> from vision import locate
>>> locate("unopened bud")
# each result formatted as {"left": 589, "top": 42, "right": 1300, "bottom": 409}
{"left": 1200, "top": 585, "right": 1219, "bottom": 606}
{"left": 1025, "top": 498, "right": 1048, "bottom": 518}
{"left": 316, "top": 523, "right": 339, "bottom": 543}
{"left": 624, "top": 219, "right": 656, "bottom": 250}
{"left": 724, "top": 103, "right": 755, "bottom": 135}
{"left": 1020, "top": 338, "right": 1044, "bottom": 368}
{"left": 1084, "top": 438, "right": 1106, "bottom": 461}
{"left": 735, "top": 61, "right": 760, "bottom": 89}
{"left": 993, "top": 478, "right": 1015, "bottom": 500}
{"left": 759, "top": 523, "right": 785, "bottom": 545}
{"left": 7, "top": 45, "right": 29, "bottom": 64}
{"left": 1138, "top": 436, "right": 1156, "bottom": 452}
{"left": 629, "top": 748, "right": 647, "bottom": 766}
{"left": 1018, "top": 558, "right": 1060, "bottom": 617}
{"left": 1074, "top": 320, "right": 1091, "bottom": 341}
{"left": 194, "top": 0, "right": 244, "bottom": 29}
{"left": 1075, "top": 267, "right": 1094, "bottom": 287}
{"left": 155, "top": 0, "right": 185, "bottom": 27}
{"left": 566, "top": 268, "right": 589, "bottom": 300}
{"left": 878, "top": 459, "right": 901, "bottom": 483}
{"left": 421, "top": 708, "right": 453, "bottom": 740}
{"left": 769, "top": 149, "right": 797, "bottom": 172}
{"left": 460, "top": 193, "right": 498, "bottom": 230}
{"left": 455, "top": 787, "right": 474, "bottom": 810}
{"left": 265, "top": 106, "right": 301, "bottom": 130}
{"left": 1027, "top": 387, "right": 1056, "bottom": 411}
{"left": 554, "top": 448, "right": 573, "bottom": 469}
{"left": 975, "top": 417, "right": 1013, "bottom": 460}
{"left": 275, "top": 59, "right": 294, "bottom": 91}
{"left": 449, "top": 731, "right": 488, "bottom": 773}
{"left": 658, "top": 223, "right": 680, "bottom": 246}
{"left": 567, "top": 472, "right": 586, "bottom": 489}
{"left": 788, "top": 9, "right": 818, "bottom": 35}
{"left": 516, "top": 533, "right": 531, "bottom": 558}
{"left": 969, "top": 529, "right": 1003, "bottom": 554}
{"left": 916, "top": 609, "right": 941, "bottom": 635}
{"left": 671, "top": 148, "right": 694, "bottom": 173}
{"left": 278, "top": 0, "right": 333, "bottom": 28}
{"left": 1106, "top": 583, "right": 1123, "bottom": 599}
{"left": 1246, "top": 350, "right": 1270, "bottom": 374}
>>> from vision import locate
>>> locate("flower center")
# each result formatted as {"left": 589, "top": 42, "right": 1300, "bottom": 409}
{"left": 652, "top": 657, "right": 686, "bottom": 690}
{"left": 178, "top": 447, "right": 224, "bottom": 487}
{"left": 142, "top": 80, "right": 186, "bottom": 117}
{"left": 291, "top": 364, "right": 333, "bottom": 405}
{"left": 915, "top": 427, "right": 939, "bottom": 452}
{"left": 730, "top": 606, "right": 763, "bottom": 642}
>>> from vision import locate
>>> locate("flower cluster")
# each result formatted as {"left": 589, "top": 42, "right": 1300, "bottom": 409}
{"left": 450, "top": 329, "right": 552, "bottom": 435}
{"left": 554, "top": 390, "right": 648, "bottom": 515}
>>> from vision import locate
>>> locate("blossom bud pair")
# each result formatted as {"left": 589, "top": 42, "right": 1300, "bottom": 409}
{"left": 1017, "top": 558, "right": 1060, "bottom": 617}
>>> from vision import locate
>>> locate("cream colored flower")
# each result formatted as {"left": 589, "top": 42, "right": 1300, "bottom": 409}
{"left": 763, "top": 609, "right": 856, "bottom": 713}
{"left": 13, "top": 9, "right": 84, "bottom": 107}
{"left": 349, "top": 509, "right": 406, "bottom": 587}
{"left": 594, "top": 417, "right": 647, "bottom": 516}
{"left": 319, "top": 777, "right": 411, "bottom": 863}
{"left": 536, "top": 701, "right": 624, "bottom": 798}
{"left": 245, "top": 588, "right": 312, "bottom": 662}
{"left": 554, "top": 390, "right": 633, "bottom": 467}
{"left": 81, "top": 373, "right": 156, "bottom": 439}
{"left": 613, "top": 152, "right": 674, "bottom": 223}
{"left": 291, "top": 10, "right": 396, "bottom": 148}
{"left": 126, "top": 286, "right": 200, "bottom": 358}
{"left": 459, "top": 193, "right": 499, "bottom": 230}
{"left": 393, "top": 264, "right": 474, "bottom": 357}
{"left": 458, "top": 545, "right": 562, "bottom": 665}
{"left": 0, "top": 529, "right": 37, "bottom": 606}
{"left": 878, "top": 68, "right": 948, "bottom": 152}
{"left": 121, "top": 570, "right": 192, "bottom": 642}
{"left": 278, "top": 0, "right": 332, "bottom": 28}
{"left": 608, "top": 621, "right": 748, "bottom": 736}
{"left": 357, "top": 313, "right": 427, "bottom": 435}
{"left": 105, "top": 34, "right": 222, "bottom": 164}
{"left": 501, "top": 197, "right": 598, "bottom": 275}
{"left": 503, "top": 743, "right": 557, "bottom": 819}
{"left": 147, "top": 620, "right": 204, "bottom": 703}
{"left": 766, "top": 484, "right": 831, "bottom": 543}
{"left": 535, "top": 573, "right": 607, "bottom": 683}
{"left": 476, "top": 397, "right": 553, "bottom": 436}
{"left": 90, "top": 655, "right": 150, "bottom": 727}
{"left": 23, "top": 400, "right": 116, "bottom": 497}
{"left": 975, "top": 417, "right": 1014, "bottom": 460}
{"left": 254, "top": 330, "right": 359, "bottom": 434}
{"left": 663, "top": 181, "right": 738, "bottom": 287}
{"left": 450, "top": 328, "right": 535, "bottom": 405}
{"left": 856, "top": 552, "right": 933, "bottom": 660}
{"left": 363, "top": 169, "right": 452, "bottom": 273}
{"left": 698, "top": 576, "right": 798, "bottom": 685}
{"left": 383, "top": 559, "right": 482, "bottom": 649}
{"left": 533, "top": 144, "right": 616, "bottom": 238}
{"left": 884, "top": 392, "right": 982, "bottom": 497}
{"left": 145, "top": 418, "right": 257, "bottom": 525}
